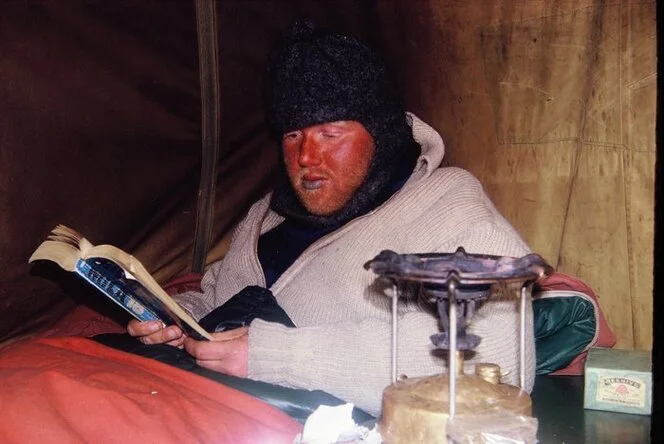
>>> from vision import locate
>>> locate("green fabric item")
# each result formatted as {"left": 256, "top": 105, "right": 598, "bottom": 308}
{"left": 533, "top": 295, "right": 596, "bottom": 374}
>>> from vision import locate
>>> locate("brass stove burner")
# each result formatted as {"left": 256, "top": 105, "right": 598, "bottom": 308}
{"left": 364, "top": 247, "right": 553, "bottom": 443}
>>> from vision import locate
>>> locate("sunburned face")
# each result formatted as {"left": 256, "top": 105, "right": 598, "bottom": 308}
{"left": 282, "top": 121, "right": 375, "bottom": 216}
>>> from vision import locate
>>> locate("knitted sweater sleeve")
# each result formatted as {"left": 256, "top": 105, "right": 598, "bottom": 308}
{"left": 247, "top": 220, "right": 534, "bottom": 416}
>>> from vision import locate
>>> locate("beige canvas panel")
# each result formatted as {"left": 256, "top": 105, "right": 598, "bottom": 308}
{"left": 473, "top": 142, "right": 576, "bottom": 269}
{"left": 619, "top": 1, "right": 656, "bottom": 350}
{"left": 557, "top": 145, "right": 632, "bottom": 348}
{"left": 624, "top": 150, "right": 655, "bottom": 350}
{"left": 623, "top": 0, "right": 657, "bottom": 154}
{"left": 376, "top": 0, "right": 656, "bottom": 349}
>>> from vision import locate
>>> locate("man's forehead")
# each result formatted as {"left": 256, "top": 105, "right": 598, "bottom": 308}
{"left": 286, "top": 120, "right": 369, "bottom": 133}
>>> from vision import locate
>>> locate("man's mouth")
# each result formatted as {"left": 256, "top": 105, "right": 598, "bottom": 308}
{"left": 301, "top": 174, "right": 326, "bottom": 190}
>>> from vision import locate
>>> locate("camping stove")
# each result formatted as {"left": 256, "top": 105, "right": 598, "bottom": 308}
{"left": 364, "top": 247, "right": 553, "bottom": 443}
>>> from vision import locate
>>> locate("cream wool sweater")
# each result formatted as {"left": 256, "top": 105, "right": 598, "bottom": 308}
{"left": 175, "top": 114, "right": 533, "bottom": 416}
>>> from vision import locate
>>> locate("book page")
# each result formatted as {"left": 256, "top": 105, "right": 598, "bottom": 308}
{"left": 28, "top": 240, "right": 81, "bottom": 272}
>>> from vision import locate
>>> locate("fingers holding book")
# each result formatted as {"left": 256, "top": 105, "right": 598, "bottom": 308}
{"left": 184, "top": 327, "right": 249, "bottom": 377}
{"left": 127, "top": 319, "right": 186, "bottom": 348}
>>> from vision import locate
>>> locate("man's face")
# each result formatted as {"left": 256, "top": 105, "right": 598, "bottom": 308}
{"left": 282, "top": 121, "right": 375, "bottom": 216}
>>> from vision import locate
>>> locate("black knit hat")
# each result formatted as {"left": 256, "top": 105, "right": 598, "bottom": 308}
{"left": 264, "top": 20, "right": 418, "bottom": 227}
{"left": 264, "top": 20, "right": 405, "bottom": 139}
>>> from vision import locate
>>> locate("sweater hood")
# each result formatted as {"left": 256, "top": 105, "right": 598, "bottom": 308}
{"left": 407, "top": 112, "right": 446, "bottom": 178}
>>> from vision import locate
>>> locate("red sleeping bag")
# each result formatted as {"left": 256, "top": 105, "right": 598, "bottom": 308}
{"left": 0, "top": 337, "right": 302, "bottom": 443}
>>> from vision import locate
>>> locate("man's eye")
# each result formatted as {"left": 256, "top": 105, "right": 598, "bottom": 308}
{"left": 321, "top": 132, "right": 339, "bottom": 139}
{"left": 283, "top": 132, "right": 299, "bottom": 140}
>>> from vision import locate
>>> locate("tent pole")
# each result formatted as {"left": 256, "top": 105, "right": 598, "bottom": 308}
{"left": 192, "top": 0, "right": 220, "bottom": 273}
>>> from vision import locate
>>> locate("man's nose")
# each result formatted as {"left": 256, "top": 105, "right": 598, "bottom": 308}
{"left": 298, "top": 133, "right": 322, "bottom": 167}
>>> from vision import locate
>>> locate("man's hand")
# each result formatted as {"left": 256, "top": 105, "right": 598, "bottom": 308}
{"left": 126, "top": 319, "right": 186, "bottom": 348}
{"left": 184, "top": 327, "right": 249, "bottom": 377}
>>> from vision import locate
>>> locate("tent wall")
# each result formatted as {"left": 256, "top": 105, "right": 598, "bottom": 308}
{"left": 1, "top": 2, "right": 202, "bottom": 342}
{"left": 0, "top": 0, "right": 407, "bottom": 344}
{"left": 0, "top": 1, "right": 656, "bottom": 351}
{"left": 370, "top": 1, "right": 656, "bottom": 350}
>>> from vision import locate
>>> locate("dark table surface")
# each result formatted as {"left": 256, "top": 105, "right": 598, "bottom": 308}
{"left": 532, "top": 375, "right": 651, "bottom": 443}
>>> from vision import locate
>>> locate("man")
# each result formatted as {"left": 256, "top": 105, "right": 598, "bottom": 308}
{"left": 128, "top": 21, "right": 533, "bottom": 416}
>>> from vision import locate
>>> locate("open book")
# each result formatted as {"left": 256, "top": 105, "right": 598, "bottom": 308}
{"left": 29, "top": 225, "right": 212, "bottom": 340}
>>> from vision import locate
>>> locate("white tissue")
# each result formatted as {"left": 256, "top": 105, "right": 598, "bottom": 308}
{"left": 293, "top": 403, "right": 382, "bottom": 444}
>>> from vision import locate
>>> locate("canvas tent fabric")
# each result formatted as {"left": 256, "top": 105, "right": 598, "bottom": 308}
{"left": 1, "top": 1, "right": 276, "bottom": 343}
{"left": 0, "top": 0, "right": 655, "bottom": 355}
{"left": 0, "top": 1, "right": 653, "bottom": 439}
